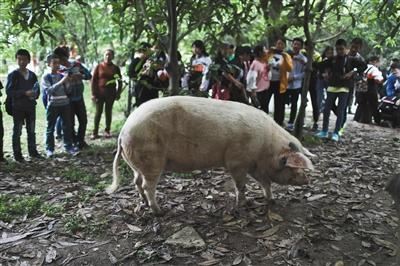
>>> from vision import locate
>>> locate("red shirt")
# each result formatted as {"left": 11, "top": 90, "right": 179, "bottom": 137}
{"left": 91, "top": 62, "right": 121, "bottom": 99}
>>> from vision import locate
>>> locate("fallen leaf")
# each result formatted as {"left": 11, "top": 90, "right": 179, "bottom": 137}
{"left": 372, "top": 237, "right": 397, "bottom": 256}
{"left": 45, "top": 247, "right": 57, "bottom": 263}
{"left": 198, "top": 259, "right": 221, "bottom": 266}
{"left": 260, "top": 225, "right": 280, "bottom": 238}
{"left": 232, "top": 255, "right": 243, "bottom": 265}
{"left": 307, "top": 194, "right": 327, "bottom": 201}
{"left": 268, "top": 210, "right": 284, "bottom": 222}
{"left": 126, "top": 223, "right": 142, "bottom": 232}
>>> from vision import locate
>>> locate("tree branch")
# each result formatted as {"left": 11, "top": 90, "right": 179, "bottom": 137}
{"left": 315, "top": 28, "right": 347, "bottom": 43}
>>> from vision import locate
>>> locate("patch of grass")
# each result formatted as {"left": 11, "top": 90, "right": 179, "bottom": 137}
{"left": 301, "top": 134, "right": 322, "bottom": 146}
{"left": 62, "top": 214, "right": 109, "bottom": 235}
{"left": 62, "top": 167, "right": 98, "bottom": 185}
{"left": 0, "top": 194, "right": 63, "bottom": 222}
{"left": 1, "top": 162, "right": 18, "bottom": 172}
{"left": 63, "top": 214, "right": 85, "bottom": 234}
{"left": 40, "top": 203, "right": 64, "bottom": 217}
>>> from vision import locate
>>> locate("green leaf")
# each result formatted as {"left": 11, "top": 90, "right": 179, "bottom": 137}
{"left": 52, "top": 10, "right": 65, "bottom": 24}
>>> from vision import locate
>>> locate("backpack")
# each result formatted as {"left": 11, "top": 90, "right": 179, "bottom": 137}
{"left": 42, "top": 74, "right": 53, "bottom": 108}
{"left": 5, "top": 95, "right": 12, "bottom": 116}
{"left": 4, "top": 71, "right": 18, "bottom": 116}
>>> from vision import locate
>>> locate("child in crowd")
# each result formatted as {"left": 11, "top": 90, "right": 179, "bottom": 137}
{"left": 53, "top": 46, "right": 92, "bottom": 150}
{"left": 286, "top": 38, "right": 307, "bottom": 131}
{"left": 316, "top": 39, "right": 364, "bottom": 142}
{"left": 181, "top": 40, "right": 212, "bottom": 97}
{"left": 246, "top": 45, "right": 270, "bottom": 112}
{"left": 41, "top": 54, "right": 77, "bottom": 157}
{"left": 6, "top": 49, "right": 41, "bottom": 162}
{"left": 265, "top": 38, "right": 293, "bottom": 126}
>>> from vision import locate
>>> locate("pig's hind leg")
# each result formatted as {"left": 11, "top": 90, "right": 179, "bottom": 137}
{"left": 121, "top": 151, "right": 149, "bottom": 206}
{"left": 141, "top": 171, "right": 163, "bottom": 216}
{"left": 134, "top": 171, "right": 149, "bottom": 206}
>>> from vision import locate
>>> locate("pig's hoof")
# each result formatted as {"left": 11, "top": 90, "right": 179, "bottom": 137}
{"left": 153, "top": 210, "right": 165, "bottom": 217}
{"left": 105, "top": 185, "right": 117, "bottom": 194}
{"left": 152, "top": 208, "right": 165, "bottom": 217}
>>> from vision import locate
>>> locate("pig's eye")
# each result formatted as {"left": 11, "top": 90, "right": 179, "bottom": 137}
{"left": 279, "top": 156, "right": 288, "bottom": 168}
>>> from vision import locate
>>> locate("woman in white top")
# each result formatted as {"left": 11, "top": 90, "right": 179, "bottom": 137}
{"left": 182, "top": 40, "right": 212, "bottom": 96}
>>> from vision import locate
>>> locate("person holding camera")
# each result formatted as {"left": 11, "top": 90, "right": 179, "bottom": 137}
{"left": 41, "top": 54, "right": 76, "bottom": 157}
{"left": 53, "top": 46, "right": 92, "bottom": 150}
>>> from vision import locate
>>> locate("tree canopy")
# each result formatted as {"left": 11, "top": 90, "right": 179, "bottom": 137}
{"left": 1, "top": 0, "right": 399, "bottom": 67}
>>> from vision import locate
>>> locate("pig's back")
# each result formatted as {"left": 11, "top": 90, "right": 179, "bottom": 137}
{"left": 120, "top": 96, "right": 273, "bottom": 171}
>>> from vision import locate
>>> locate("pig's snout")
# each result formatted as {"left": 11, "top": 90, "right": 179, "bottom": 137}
{"left": 291, "top": 170, "right": 311, "bottom": 185}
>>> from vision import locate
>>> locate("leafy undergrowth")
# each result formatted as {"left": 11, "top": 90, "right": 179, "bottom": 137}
{"left": 0, "top": 119, "right": 399, "bottom": 266}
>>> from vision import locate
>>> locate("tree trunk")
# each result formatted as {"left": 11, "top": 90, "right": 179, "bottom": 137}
{"left": 166, "top": 0, "right": 180, "bottom": 95}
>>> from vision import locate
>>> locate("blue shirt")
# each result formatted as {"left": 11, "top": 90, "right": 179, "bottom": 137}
{"left": 386, "top": 73, "right": 400, "bottom": 97}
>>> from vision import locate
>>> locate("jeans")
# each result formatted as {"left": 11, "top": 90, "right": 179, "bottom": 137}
{"left": 265, "top": 81, "right": 286, "bottom": 126}
{"left": 322, "top": 92, "right": 349, "bottom": 134}
{"left": 56, "top": 116, "right": 63, "bottom": 138}
{"left": 12, "top": 107, "right": 37, "bottom": 156}
{"left": 316, "top": 78, "right": 327, "bottom": 115}
{"left": 46, "top": 105, "right": 73, "bottom": 151}
{"left": 70, "top": 99, "right": 87, "bottom": 146}
{"left": 286, "top": 89, "right": 301, "bottom": 124}
{"left": 93, "top": 97, "right": 115, "bottom": 135}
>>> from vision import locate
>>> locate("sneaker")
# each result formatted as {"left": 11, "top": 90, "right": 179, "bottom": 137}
{"left": 312, "top": 122, "right": 318, "bottom": 131}
{"left": 338, "top": 127, "right": 345, "bottom": 137}
{"left": 46, "top": 150, "right": 54, "bottom": 158}
{"left": 30, "top": 152, "right": 43, "bottom": 159}
{"left": 331, "top": 133, "right": 340, "bottom": 142}
{"left": 78, "top": 141, "right": 90, "bottom": 150}
{"left": 66, "top": 147, "right": 79, "bottom": 156}
{"left": 338, "top": 122, "right": 347, "bottom": 136}
{"left": 15, "top": 155, "right": 25, "bottom": 162}
{"left": 104, "top": 131, "right": 112, "bottom": 138}
{"left": 286, "top": 123, "right": 294, "bottom": 131}
{"left": 315, "top": 131, "right": 329, "bottom": 139}
{"left": 90, "top": 134, "right": 99, "bottom": 140}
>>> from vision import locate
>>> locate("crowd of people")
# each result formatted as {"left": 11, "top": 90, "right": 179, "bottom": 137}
{"left": 0, "top": 36, "right": 399, "bottom": 162}
{"left": 0, "top": 46, "right": 122, "bottom": 162}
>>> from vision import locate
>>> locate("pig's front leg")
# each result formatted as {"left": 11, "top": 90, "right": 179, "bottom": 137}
{"left": 252, "top": 174, "right": 273, "bottom": 202}
{"left": 230, "top": 168, "right": 248, "bottom": 207}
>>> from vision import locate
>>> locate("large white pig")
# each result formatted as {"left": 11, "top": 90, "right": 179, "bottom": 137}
{"left": 107, "top": 96, "right": 315, "bottom": 215}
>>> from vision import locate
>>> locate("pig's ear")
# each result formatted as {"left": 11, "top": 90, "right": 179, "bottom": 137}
{"left": 281, "top": 152, "right": 314, "bottom": 170}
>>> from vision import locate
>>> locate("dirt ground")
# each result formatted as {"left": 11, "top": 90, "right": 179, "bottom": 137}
{"left": 0, "top": 117, "right": 399, "bottom": 266}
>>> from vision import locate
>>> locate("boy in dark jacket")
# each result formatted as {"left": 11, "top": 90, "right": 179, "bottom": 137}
{"left": 316, "top": 39, "right": 365, "bottom": 142}
{"left": 6, "top": 49, "right": 41, "bottom": 161}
